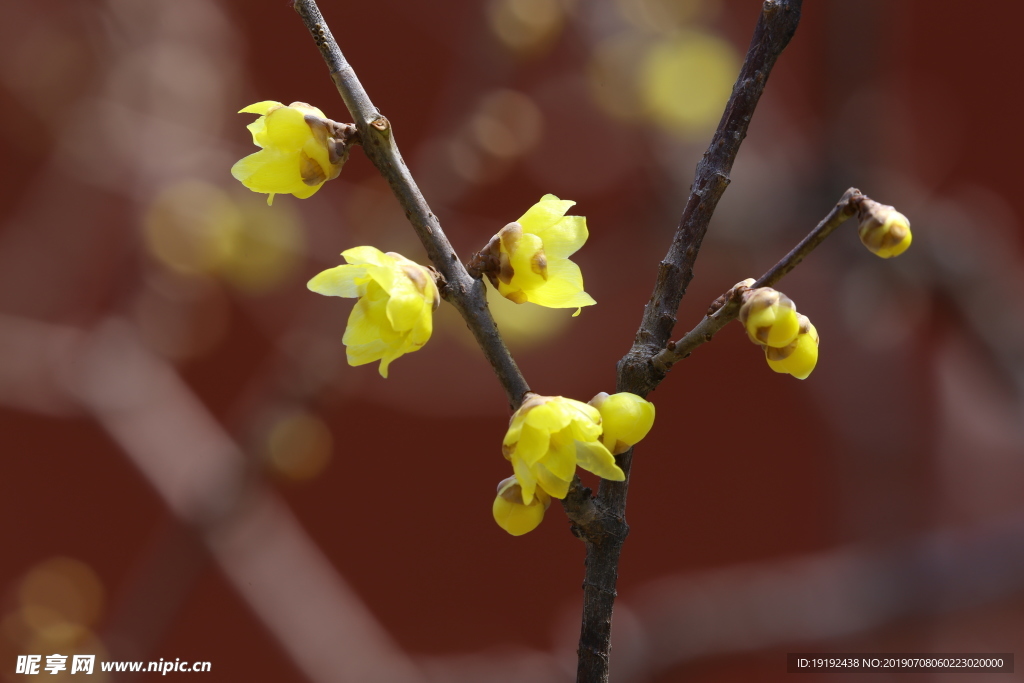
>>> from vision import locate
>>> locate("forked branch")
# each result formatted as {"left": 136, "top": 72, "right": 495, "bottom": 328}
{"left": 616, "top": 0, "right": 805, "bottom": 398}
{"left": 653, "top": 187, "right": 868, "bottom": 371}
{"left": 571, "top": 2, "right": 804, "bottom": 682}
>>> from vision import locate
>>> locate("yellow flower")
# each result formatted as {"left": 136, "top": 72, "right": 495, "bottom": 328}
{"left": 738, "top": 286, "right": 800, "bottom": 348}
{"left": 490, "top": 194, "right": 596, "bottom": 316}
{"left": 307, "top": 246, "right": 439, "bottom": 378}
{"left": 588, "top": 392, "right": 656, "bottom": 455}
{"left": 231, "top": 101, "right": 346, "bottom": 205}
{"left": 502, "top": 394, "right": 624, "bottom": 505}
{"left": 858, "top": 205, "right": 912, "bottom": 258}
{"left": 492, "top": 475, "right": 550, "bottom": 536}
{"left": 764, "top": 314, "right": 819, "bottom": 379}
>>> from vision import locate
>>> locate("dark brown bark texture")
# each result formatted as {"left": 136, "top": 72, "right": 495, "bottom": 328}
{"left": 573, "top": 3, "right": 804, "bottom": 682}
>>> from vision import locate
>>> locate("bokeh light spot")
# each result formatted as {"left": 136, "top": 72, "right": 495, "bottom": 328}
{"left": 487, "top": 0, "right": 567, "bottom": 55}
{"left": 641, "top": 31, "right": 739, "bottom": 140}
{"left": 144, "top": 180, "right": 304, "bottom": 293}
{"left": 267, "top": 411, "right": 334, "bottom": 482}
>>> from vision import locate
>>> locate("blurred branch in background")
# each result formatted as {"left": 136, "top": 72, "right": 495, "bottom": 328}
{"left": 5, "top": 307, "right": 1024, "bottom": 683}
{"left": 0, "top": 314, "right": 423, "bottom": 683}
{"left": 611, "top": 513, "right": 1024, "bottom": 682}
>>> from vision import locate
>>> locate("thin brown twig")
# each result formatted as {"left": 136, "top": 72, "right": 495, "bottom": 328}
{"left": 292, "top": 0, "right": 530, "bottom": 411}
{"left": 566, "top": 2, "right": 804, "bottom": 681}
{"left": 652, "top": 187, "right": 865, "bottom": 371}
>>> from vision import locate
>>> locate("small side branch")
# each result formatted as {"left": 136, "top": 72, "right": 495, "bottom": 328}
{"left": 292, "top": 0, "right": 530, "bottom": 410}
{"left": 653, "top": 187, "right": 865, "bottom": 370}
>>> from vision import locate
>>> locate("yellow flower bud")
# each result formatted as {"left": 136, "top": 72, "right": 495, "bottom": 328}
{"left": 858, "top": 203, "right": 912, "bottom": 258}
{"left": 588, "top": 392, "right": 655, "bottom": 455}
{"left": 502, "top": 394, "right": 624, "bottom": 505}
{"left": 738, "top": 287, "right": 800, "bottom": 348}
{"left": 231, "top": 101, "right": 348, "bottom": 205}
{"left": 488, "top": 194, "right": 596, "bottom": 316}
{"left": 492, "top": 475, "right": 550, "bottom": 536}
{"left": 764, "top": 314, "right": 819, "bottom": 379}
{"left": 307, "top": 246, "right": 440, "bottom": 378}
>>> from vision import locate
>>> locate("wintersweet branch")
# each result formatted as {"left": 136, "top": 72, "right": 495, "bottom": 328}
{"left": 652, "top": 187, "right": 866, "bottom": 371}
{"left": 568, "top": 3, "right": 804, "bottom": 682}
{"left": 291, "top": 0, "right": 530, "bottom": 410}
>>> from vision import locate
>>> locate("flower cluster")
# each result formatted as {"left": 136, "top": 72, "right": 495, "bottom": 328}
{"left": 481, "top": 194, "right": 596, "bottom": 316}
{"left": 231, "top": 103, "right": 603, "bottom": 375}
{"left": 307, "top": 247, "right": 439, "bottom": 378}
{"left": 492, "top": 392, "right": 655, "bottom": 535}
{"left": 231, "top": 101, "right": 350, "bottom": 205}
{"left": 737, "top": 283, "right": 819, "bottom": 380}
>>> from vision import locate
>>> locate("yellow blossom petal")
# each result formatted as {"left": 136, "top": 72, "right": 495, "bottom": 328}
{"left": 233, "top": 100, "right": 343, "bottom": 203}
{"left": 407, "top": 306, "right": 433, "bottom": 348}
{"left": 590, "top": 392, "right": 655, "bottom": 455}
{"left": 490, "top": 195, "right": 596, "bottom": 314}
{"left": 386, "top": 285, "right": 427, "bottom": 332}
{"left": 239, "top": 100, "right": 282, "bottom": 115}
{"left": 543, "top": 429, "right": 578, "bottom": 482}
{"left": 526, "top": 258, "right": 596, "bottom": 313}
{"left": 522, "top": 400, "right": 573, "bottom": 433}
{"left": 516, "top": 423, "right": 551, "bottom": 466}
{"left": 513, "top": 456, "right": 539, "bottom": 505}
{"left": 517, "top": 193, "right": 576, "bottom": 234}
{"left": 264, "top": 105, "right": 317, "bottom": 150}
{"left": 500, "top": 393, "right": 625, "bottom": 513}
{"left": 342, "top": 245, "right": 395, "bottom": 270}
{"left": 377, "top": 348, "right": 405, "bottom": 379}
{"left": 574, "top": 440, "right": 625, "bottom": 481}
{"left": 765, "top": 316, "right": 819, "bottom": 379}
{"left": 287, "top": 101, "right": 327, "bottom": 119}
{"left": 307, "top": 247, "right": 437, "bottom": 378}
{"left": 306, "top": 264, "right": 368, "bottom": 298}
{"left": 859, "top": 209, "right": 912, "bottom": 259}
{"left": 493, "top": 477, "right": 549, "bottom": 536}
{"left": 345, "top": 339, "right": 389, "bottom": 368}
{"left": 532, "top": 215, "right": 588, "bottom": 259}
{"left": 343, "top": 293, "right": 390, "bottom": 347}
{"left": 246, "top": 117, "right": 269, "bottom": 147}
{"left": 534, "top": 461, "right": 572, "bottom": 499}
{"left": 739, "top": 288, "right": 800, "bottom": 348}
{"left": 231, "top": 149, "right": 314, "bottom": 198}
{"left": 505, "top": 232, "right": 547, "bottom": 292}
{"left": 566, "top": 404, "right": 603, "bottom": 443}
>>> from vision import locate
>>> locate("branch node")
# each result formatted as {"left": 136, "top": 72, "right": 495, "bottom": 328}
{"left": 466, "top": 234, "right": 501, "bottom": 282}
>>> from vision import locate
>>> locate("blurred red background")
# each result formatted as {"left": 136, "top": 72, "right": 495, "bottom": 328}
{"left": 2, "top": 0, "right": 1023, "bottom": 681}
